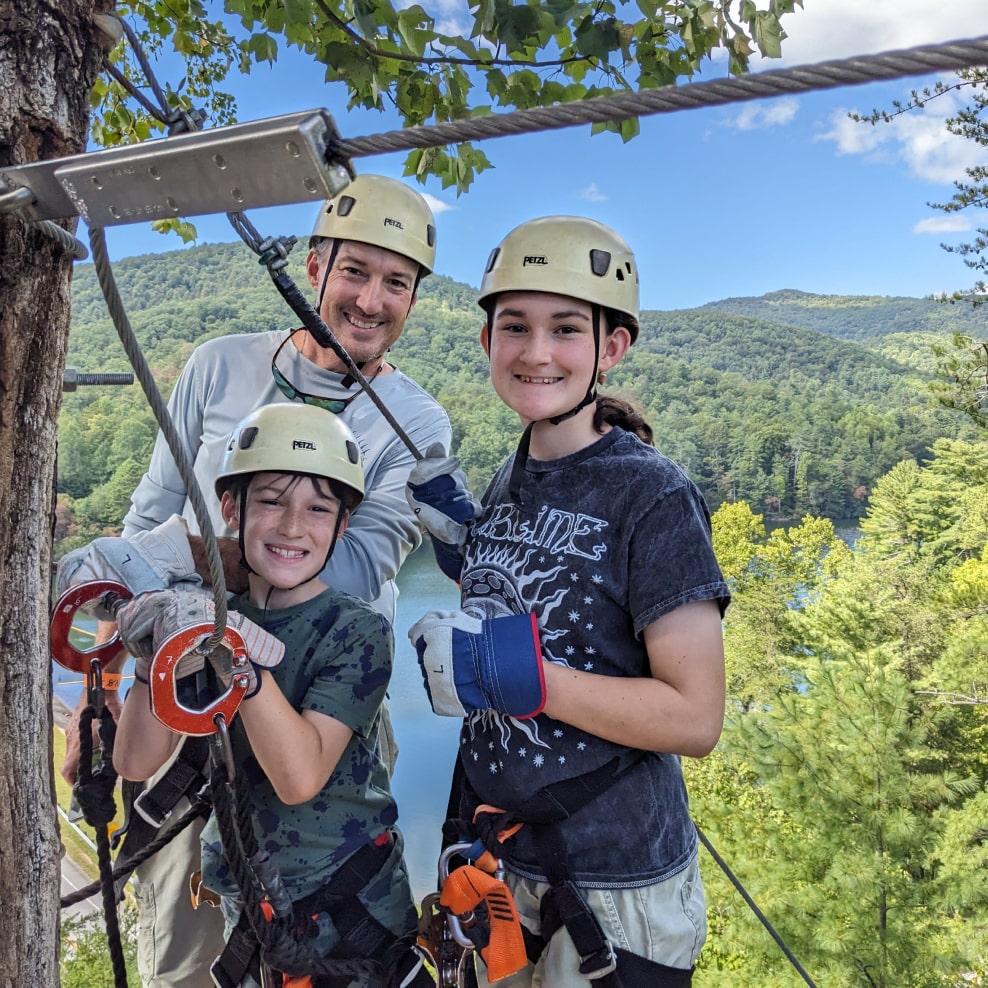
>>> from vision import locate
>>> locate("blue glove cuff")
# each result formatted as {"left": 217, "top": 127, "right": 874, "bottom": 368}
{"left": 455, "top": 613, "right": 545, "bottom": 719}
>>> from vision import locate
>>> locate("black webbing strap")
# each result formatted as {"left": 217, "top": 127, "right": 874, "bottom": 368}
{"left": 112, "top": 736, "right": 211, "bottom": 878}
{"left": 210, "top": 835, "right": 395, "bottom": 987}
{"left": 210, "top": 911, "right": 262, "bottom": 988}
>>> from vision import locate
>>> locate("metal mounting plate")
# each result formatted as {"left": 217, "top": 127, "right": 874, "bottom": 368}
{"left": 1, "top": 110, "right": 351, "bottom": 225}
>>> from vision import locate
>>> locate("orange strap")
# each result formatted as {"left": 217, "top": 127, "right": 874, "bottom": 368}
{"left": 281, "top": 978, "right": 314, "bottom": 988}
{"left": 471, "top": 803, "right": 524, "bottom": 874}
{"left": 441, "top": 865, "right": 527, "bottom": 982}
{"left": 188, "top": 870, "right": 221, "bottom": 910}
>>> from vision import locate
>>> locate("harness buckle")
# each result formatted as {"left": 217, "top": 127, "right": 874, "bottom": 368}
{"left": 579, "top": 940, "right": 618, "bottom": 980}
{"left": 132, "top": 787, "right": 172, "bottom": 828}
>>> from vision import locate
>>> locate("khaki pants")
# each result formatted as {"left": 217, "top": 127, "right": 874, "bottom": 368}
{"left": 133, "top": 795, "right": 224, "bottom": 987}
{"left": 475, "top": 856, "right": 706, "bottom": 988}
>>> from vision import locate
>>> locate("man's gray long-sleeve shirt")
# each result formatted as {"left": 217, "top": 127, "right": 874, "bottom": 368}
{"left": 122, "top": 329, "right": 451, "bottom": 622}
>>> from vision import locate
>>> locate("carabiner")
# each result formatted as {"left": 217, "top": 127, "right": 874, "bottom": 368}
{"left": 439, "top": 842, "right": 482, "bottom": 949}
{"left": 50, "top": 580, "right": 132, "bottom": 674}
{"left": 147, "top": 624, "right": 250, "bottom": 736}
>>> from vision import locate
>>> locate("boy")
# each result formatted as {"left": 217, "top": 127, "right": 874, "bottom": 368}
{"left": 113, "top": 403, "right": 429, "bottom": 987}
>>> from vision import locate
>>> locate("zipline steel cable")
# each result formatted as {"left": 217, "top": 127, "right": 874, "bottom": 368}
{"left": 337, "top": 34, "right": 988, "bottom": 159}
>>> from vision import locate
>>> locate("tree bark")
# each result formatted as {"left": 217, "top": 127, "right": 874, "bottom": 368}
{"left": 0, "top": 1, "right": 108, "bottom": 983}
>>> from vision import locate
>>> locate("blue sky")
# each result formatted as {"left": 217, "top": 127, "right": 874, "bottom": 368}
{"left": 98, "top": 0, "right": 988, "bottom": 311}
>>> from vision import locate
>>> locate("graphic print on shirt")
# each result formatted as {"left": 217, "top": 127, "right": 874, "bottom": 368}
{"left": 460, "top": 498, "right": 622, "bottom": 799}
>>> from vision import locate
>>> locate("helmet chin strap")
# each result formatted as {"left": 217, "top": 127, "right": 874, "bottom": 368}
{"left": 508, "top": 306, "right": 602, "bottom": 503}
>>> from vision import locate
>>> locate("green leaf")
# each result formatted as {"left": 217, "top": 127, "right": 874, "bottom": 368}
{"left": 753, "top": 10, "right": 785, "bottom": 59}
{"left": 247, "top": 32, "right": 278, "bottom": 64}
{"left": 397, "top": 11, "right": 429, "bottom": 57}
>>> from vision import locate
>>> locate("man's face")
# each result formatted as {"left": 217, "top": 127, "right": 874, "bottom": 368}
{"left": 304, "top": 239, "right": 419, "bottom": 371}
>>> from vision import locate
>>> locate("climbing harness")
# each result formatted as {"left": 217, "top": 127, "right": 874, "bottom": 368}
{"left": 437, "top": 751, "right": 672, "bottom": 988}
{"left": 205, "top": 726, "right": 428, "bottom": 988}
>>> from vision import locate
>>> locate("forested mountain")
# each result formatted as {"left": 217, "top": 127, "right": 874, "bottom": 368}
{"left": 58, "top": 241, "right": 980, "bottom": 547}
{"left": 698, "top": 287, "right": 987, "bottom": 342}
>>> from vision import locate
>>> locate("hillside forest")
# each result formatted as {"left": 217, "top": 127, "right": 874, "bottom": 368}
{"left": 56, "top": 241, "right": 988, "bottom": 985}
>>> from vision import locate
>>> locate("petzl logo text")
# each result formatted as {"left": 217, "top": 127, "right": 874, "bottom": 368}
{"left": 522, "top": 255, "right": 548, "bottom": 266}
{"left": 292, "top": 440, "right": 317, "bottom": 450}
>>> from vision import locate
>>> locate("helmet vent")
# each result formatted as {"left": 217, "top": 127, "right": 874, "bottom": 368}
{"left": 484, "top": 247, "right": 500, "bottom": 273}
{"left": 336, "top": 195, "right": 356, "bottom": 217}
{"left": 427, "top": 224, "right": 436, "bottom": 247}
{"left": 239, "top": 427, "right": 259, "bottom": 450}
{"left": 346, "top": 440, "right": 360, "bottom": 464}
{"left": 589, "top": 249, "right": 611, "bottom": 277}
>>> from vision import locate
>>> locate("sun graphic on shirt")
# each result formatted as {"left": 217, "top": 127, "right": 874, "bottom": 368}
{"left": 461, "top": 542, "right": 570, "bottom": 649}
{"left": 460, "top": 542, "right": 575, "bottom": 755}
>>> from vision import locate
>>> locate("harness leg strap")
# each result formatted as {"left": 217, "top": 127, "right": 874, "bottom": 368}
{"left": 210, "top": 912, "right": 262, "bottom": 987}
{"left": 540, "top": 880, "right": 616, "bottom": 979}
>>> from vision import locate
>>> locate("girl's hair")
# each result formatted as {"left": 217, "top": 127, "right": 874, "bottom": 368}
{"left": 593, "top": 395, "right": 654, "bottom": 445}
{"left": 597, "top": 307, "right": 653, "bottom": 445}
{"left": 218, "top": 472, "right": 361, "bottom": 514}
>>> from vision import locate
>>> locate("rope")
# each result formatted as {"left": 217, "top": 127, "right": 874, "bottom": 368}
{"left": 337, "top": 35, "right": 988, "bottom": 160}
{"left": 30, "top": 219, "right": 89, "bottom": 259}
{"left": 88, "top": 226, "right": 229, "bottom": 648}
{"left": 60, "top": 795, "right": 210, "bottom": 909}
{"left": 696, "top": 826, "right": 818, "bottom": 988}
{"left": 75, "top": 703, "right": 129, "bottom": 987}
{"left": 0, "top": 183, "right": 89, "bottom": 258}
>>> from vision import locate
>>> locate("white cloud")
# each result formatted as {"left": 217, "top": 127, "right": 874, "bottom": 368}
{"left": 729, "top": 98, "right": 799, "bottom": 130}
{"left": 422, "top": 192, "right": 454, "bottom": 215}
{"left": 581, "top": 183, "right": 608, "bottom": 202}
{"left": 767, "top": 0, "right": 988, "bottom": 66}
{"left": 913, "top": 215, "right": 972, "bottom": 234}
{"left": 816, "top": 86, "right": 984, "bottom": 184}
{"left": 815, "top": 109, "right": 885, "bottom": 154}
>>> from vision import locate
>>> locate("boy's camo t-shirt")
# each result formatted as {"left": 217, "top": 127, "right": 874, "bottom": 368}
{"left": 200, "top": 588, "right": 399, "bottom": 901}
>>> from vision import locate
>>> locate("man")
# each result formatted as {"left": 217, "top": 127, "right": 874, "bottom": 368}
{"left": 59, "top": 174, "right": 451, "bottom": 987}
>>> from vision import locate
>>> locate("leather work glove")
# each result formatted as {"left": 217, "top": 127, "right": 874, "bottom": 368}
{"left": 117, "top": 590, "right": 284, "bottom": 696}
{"left": 406, "top": 443, "right": 481, "bottom": 582}
{"left": 408, "top": 610, "right": 546, "bottom": 719}
{"left": 56, "top": 515, "right": 202, "bottom": 619}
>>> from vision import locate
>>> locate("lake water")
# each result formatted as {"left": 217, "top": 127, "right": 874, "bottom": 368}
{"left": 52, "top": 543, "right": 462, "bottom": 901}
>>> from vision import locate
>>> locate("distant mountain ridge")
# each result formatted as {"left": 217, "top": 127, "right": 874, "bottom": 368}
{"left": 60, "top": 244, "right": 981, "bottom": 532}
{"left": 693, "top": 288, "right": 985, "bottom": 342}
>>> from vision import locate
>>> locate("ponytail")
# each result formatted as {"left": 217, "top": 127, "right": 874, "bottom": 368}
{"left": 593, "top": 395, "right": 653, "bottom": 446}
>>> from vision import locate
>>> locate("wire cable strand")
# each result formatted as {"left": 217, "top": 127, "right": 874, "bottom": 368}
{"left": 337, "top": 35, "right": 988, "bottom": 160}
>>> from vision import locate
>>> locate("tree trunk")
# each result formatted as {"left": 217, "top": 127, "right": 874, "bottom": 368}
{"left": 0, "top": 1, "right": 107, "bottom": 983}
